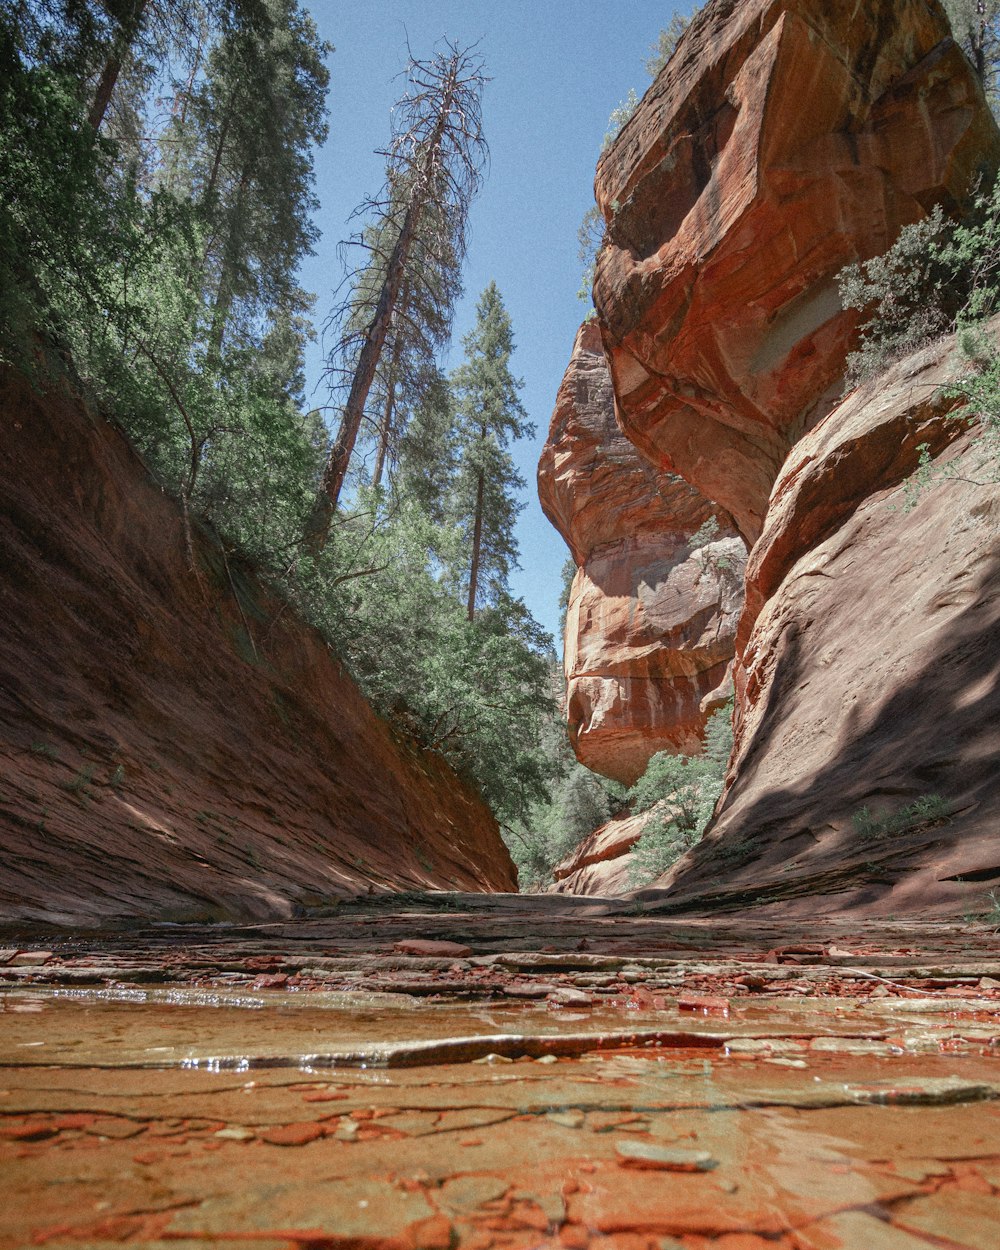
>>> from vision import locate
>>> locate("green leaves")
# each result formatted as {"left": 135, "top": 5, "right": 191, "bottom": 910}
{"left": 627, "top": 702, "right": 734, "bottom": 888}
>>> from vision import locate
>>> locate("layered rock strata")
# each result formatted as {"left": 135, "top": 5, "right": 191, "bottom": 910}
{"left": 657, "top": 329, "right": 1000, "bottom": 914}
{"left": 594, "top": 0, "right": 998, "bottom": 542}
{"left": 539, "top": 323, "right": 745, "bottom": 785}
{"left": 0, "top": 368, "right": 516, "bottom": 925}
{"left": 548, "top": 806, "right": 660, "bottom": 896}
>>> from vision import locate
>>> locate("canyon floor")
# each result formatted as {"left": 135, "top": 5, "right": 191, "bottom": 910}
{"left": 1, "top": 895, "right": 999, "bottom": 1249}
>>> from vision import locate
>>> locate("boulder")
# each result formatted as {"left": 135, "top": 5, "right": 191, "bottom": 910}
{"left": 549, "top": 808, "right": 653, "bottom": 897}
{"left": 594, "top": 0, "right": 999, "bottom": 542}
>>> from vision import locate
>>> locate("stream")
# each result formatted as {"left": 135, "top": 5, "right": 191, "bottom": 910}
{"left": 1, "top": 897, "right": 998, "bottom": 1248}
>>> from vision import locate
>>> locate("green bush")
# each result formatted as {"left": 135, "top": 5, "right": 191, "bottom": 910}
{"left": 627, "top": 701, "right": 733, "bottom": 887}
{"left": 851, "top": 794, "right": 950, "bottom": 842}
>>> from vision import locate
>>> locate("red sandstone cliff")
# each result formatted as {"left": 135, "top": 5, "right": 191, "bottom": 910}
{"left": 594, "top": 0, "right": 998, "bottom": 542}
{"left": 0, "top": 368, "right": 516, "bottom": 925}
{"left": 539, "top": 323, "right": 746, "bottom": 785}
{"left": 657, "top": 329, "right": 1000, "bottom": 915}
{"left": 542, "top": 0, "right": 1000, "bottom": 911}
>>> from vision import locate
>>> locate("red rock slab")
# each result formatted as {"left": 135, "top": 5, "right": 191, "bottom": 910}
{"left": 0, "top": 367, "right": 516, "bottom": 929}
{"left": 393, "top": 940, "right": 472, "bottom": 958}
{"left": 656, "top": 326, "right": 1000, "bottom": 917}
{"left": 259, "top": 1121, "right": 325, "bottom": 1147}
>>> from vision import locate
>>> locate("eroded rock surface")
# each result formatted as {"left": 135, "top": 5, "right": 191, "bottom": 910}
{"left": 0, "top": 369, "right": 516, "bottom": 924}
{"left": 594, "top": 0, "right": 999, "bottom": 541}
{"left": 2, "top": 907, "right": 1000, "bottom": 1248}
{"left": 656, "top": 329, "right": 1000, "bottom": 914}
{"left": 539, "top": 323, "right": 745, "bottom": 784}
{"left": 548, "top": 807, "right": 654, "bottom": 896}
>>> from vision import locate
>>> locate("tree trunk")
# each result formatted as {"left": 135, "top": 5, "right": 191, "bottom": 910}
{"left": 466, "top": 467, "right": 485, "bottom": 622}
{"left": 87, "top": 0, "right": 147, "bottom": 133}
{"left": 315, "top": 198, "right": 420, "bottom": 518}
{"left": 203, "top": 110, "right": 233, "bottom": 210}
{"left": 372, "top": 379, "right": 395, "bottom": 488}
{"left": 372, "top": 342, "right": 400, "bottom": 488}
{"left": 208, "top": 170, "right": 248, "bottom": 356}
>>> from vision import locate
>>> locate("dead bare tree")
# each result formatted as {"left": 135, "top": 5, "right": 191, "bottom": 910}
{"left": 306, "top": 39, "right": 488, "bottom": 548}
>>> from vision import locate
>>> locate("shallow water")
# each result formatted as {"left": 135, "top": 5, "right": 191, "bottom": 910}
{"left": 2, "top": 981, "right": 999, "bottom": 1248}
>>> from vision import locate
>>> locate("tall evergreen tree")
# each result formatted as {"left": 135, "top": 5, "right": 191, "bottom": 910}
{"left": 449, "top": 282, "right": 534, "bottom": 621}
{"left": 944, "top": 0, "right": 1000, "bottom": 108}
{"left": 312, "top": 39, "right": 487, "bottom": 541}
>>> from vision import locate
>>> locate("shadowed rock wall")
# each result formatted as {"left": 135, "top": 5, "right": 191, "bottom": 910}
{"left": 0, "top": 368, "right": 516, "bottom": 925}
{"left": 543, "top": 0, "right": 1000, "bottom": 911}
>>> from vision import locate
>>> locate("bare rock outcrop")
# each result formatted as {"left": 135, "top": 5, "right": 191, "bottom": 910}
{"left": 0, "top": 368, "right": 516, "bottom": 926}
{"left": 654, "top": 329, "right": 1000, "bottom": 915}
{"left": 594, "top": 0, "right": 999, "bottom": 542}
{"left": 548, "top": 808, "right": 651, "bottom": 896}
{"left": 539, "top": 323, "right": 746, "bottom": 785}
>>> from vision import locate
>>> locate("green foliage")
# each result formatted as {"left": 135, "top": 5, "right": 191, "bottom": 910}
{"left": 627, "top": 702, "right": 734, "bottom": 888}
{"left": 557, "top": 557, "right": 577, "bottom": 640}
{"left": 688, "top": 516, "right": 721, "bottom": 551}
{"left": 943, "top": 0, "right": 1000, "bottom": 111}
{"left": 839, "top": 177, "right": 1000, "bottom": 497}
{"left": 507, "top": 748, "right": 626, "bottom": 892}
{"left": 838, "top": 209, "right": 958, "bottom": 385}
{"left": 851, "top": 794, "right": 950, "bottom": 842}
{"left": 576, "top": 204, "right": 604, "bottom": 309}
{"left": 450, "top": 283, "right": 534, "bottom": 619}
{"left": 2, "top": 8, "right": 558, "bottom": 840}
{"left": 645, "top": 12, "right": 693, "bottom": 79}
{"left": 603, "top": 88, "right": 639, "bottom": 150}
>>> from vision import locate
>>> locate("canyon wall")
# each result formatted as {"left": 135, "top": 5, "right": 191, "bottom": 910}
{"left": 0, "top": 367, "right": 516, "bottom": 926}
{"left": 539, "top": 323, "right": 746, "bottom": 785}
{"left": 594, "top": 0, "right": 997, "bottom": 543}
{"left": 543, "top": 0, "right": 1000, "bottom": 911}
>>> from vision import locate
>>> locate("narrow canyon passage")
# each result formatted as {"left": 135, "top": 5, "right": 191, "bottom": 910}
{"left": 2, "top": 897, "right": 999, "bottom": 1249}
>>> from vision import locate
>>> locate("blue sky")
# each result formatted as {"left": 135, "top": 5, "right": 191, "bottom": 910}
{"left": 299, "top": 1, "right": 692, "bottom": 644}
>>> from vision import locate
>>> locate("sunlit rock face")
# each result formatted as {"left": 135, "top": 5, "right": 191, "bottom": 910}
{"left": 0, "top": 369, "right": 516, "bottom": 926}
{"left": 539, "top": 323, "right": 745, "bottom": 785}
{"left": 593, "top": 0, "right": 999, "bottom": 542}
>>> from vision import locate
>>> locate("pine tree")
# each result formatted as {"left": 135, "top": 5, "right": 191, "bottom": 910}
{"left": 944, "top": 0, "right": 1000, "bottom": 108}
{"left": 311, "top": 40, "right": 487, "bottom": 541}
{"left": 449, "top": 283, "right": 534, "bottom": 621}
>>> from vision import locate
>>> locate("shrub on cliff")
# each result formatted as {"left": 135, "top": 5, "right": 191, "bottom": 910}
{"left": 839, "top": 178, "right": 1000, "bottom": 472}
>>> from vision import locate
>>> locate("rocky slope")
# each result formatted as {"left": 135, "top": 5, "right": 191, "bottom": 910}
{"left": 543, "top": 0, "right": 1000, "bottom": 911}
{"left": 539, "top": 322, "right": 746, "bottom": 784}
{"left": 548, "top": 806, "right": 661, "bottom": 896}
{"left": 0, "top": 367, "right": 516, "bottom": 926}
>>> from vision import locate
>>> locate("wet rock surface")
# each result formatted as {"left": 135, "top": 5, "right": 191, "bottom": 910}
{"left": 2, "top": 900, "right": 999, "bottom": 1248}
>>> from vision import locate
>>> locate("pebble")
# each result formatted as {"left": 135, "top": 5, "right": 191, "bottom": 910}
{"left": 213, "top": 1126, "right": 255, "bottom": 1141}
{"left": 260, "top": 1121, "right": 324, "bottom": 1146}
{"left": 547, "top": 987, "right": 594, "bottom": 1007}
{"left": 615, "top": 1139, "right": 718, "bottom": 1171}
